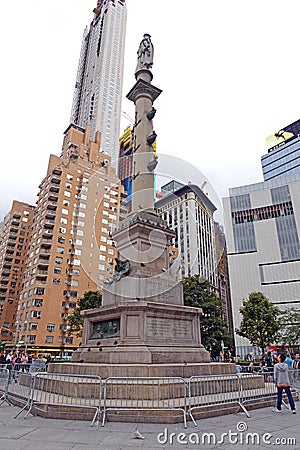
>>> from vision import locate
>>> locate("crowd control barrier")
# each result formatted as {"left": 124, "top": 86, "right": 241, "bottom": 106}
{"left": 0, "top": 368, "right": 9, "bottom": 406}
{"left": 237, "top": 372, "right": 277, "bottom": 411}
{"left": 102, "top": 376, "right": 187, "bottom": 427}
{"left": 20, "top": 373, "right": 102, "bottom": 426}
{"left": 188, "top": 374, "right": 248, "bottom": 426}
{"left": 0, "top": 367, "right": 298, "bottom": 427}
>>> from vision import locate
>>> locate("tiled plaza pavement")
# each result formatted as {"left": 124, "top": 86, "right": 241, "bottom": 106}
{"left": 0, "top": 403, "right": 299, "bottom": 449}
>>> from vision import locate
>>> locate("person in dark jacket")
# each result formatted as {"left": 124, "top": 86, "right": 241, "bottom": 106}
{"left": 273, "top": 353, "right": 296, "bottom": 414}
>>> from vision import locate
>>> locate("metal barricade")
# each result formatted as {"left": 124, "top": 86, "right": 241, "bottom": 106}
{"left": 21, "top": 373, "right": 101, "bottom": 426}
{"left": 188, "top": 374, "right": 245, "bottom": 426}
{"left": 7, "top": 370, "right": 34, "bottom": 414}
{"left": 2, "top": 361, "right": 47, "bottom": 414}
{"left": 290, "top": 369, "right": 300, "bottom": 401}
{"left": 102, "top": 376, "right": 187, "bottom": 428}
{"left": 238, "top": 371, "right": 277, "bottom": 414}
{"left": 0, "top": 368, "right": 9, "bottom": 406}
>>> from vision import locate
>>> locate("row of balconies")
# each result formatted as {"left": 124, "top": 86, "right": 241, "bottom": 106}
{"left": 51, "top": 175, "right": 61, "bottom": 185}
{"left": 45, "top": 210, "right": 56, "bottom": 219}
{"left": 47, "top": 201, "right": 57, "bottom": 211}
{"left": 2, "top": 270, "right": 11, "bottom": 276}
{"left": 38, "top": 260, "right": 49, "bottom": 268}
{"left": 0, "top": 276, "right": 9, "bottom": 283}
{"left": 52, "top": 168, "right": 62, "bottom": 176}
{"left": 41, "top": 239, "right": 52, "bottom": 247}
{"left": 44, "top": 218, "right": 55, "bottom": 228}
{"left": 37, "top": 269, "right": 48, "bottom": 276}
{"left": 40, "top": 248, "right": 51, "bottom": 255}
{"left": 49, "top": 184, "right": 60, "bottom": 193}
{"left": 49, "top": 193, "right": 58, "bottom": 202}
{"left": 43, "top": 229, "right": 53, "bottom": 238}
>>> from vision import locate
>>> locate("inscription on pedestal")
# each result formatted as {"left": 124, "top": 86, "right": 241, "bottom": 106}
{"left": 146, "top": 317, "right": 192, "bottom": 339}
{"left": 90, "top": 319, "right": 120, "bottom": 339}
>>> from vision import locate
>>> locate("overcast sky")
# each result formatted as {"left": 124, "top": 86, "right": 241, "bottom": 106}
{"left": 1, "top": 0, "right": 300, "bottom": 220}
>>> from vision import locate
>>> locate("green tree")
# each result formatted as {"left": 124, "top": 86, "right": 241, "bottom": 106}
{"left": 279, "top": 308, "right": 300, "bottom": 351}
{"left": 236, "top": 292, "right": 281, "bottom": 355}
{"left": 183, "top": 275, "right": 230, "bottom": 353}
{"left": 67, "top": 291, "right": 102, "bottom": 336}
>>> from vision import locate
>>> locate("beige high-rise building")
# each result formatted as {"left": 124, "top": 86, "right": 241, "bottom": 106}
{"left": 15, "top": 124, "right": 122, "bottom": 357}
{"left": 70, "top": 0, "right": 127, "bottom": 166}
{"left": 0, "top": 201, "right": 34, "bottom": 346}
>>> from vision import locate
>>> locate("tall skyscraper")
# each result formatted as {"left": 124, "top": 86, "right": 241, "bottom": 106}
{"left": 0, "top": 201, "right": 34, "bottom": 346}
{"left": 70, "top": 0, "right": 127, "bottom": 166}
{"left": 262, "top": 118, "right": 300, "bottom": 181}
{"left": 15, "top": 125, "right": 122, "bottom": 356}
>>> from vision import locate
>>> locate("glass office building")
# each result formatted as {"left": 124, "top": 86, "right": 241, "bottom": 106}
{"left": 261, "top": 118, "right": 300, "bottom": 181}
{"left": 223, "top": 172, "right": 300, "bottom": 356}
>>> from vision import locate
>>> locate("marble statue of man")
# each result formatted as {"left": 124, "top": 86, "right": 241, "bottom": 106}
{"left": 135, "top": 34, "right": 154, "bottom": 73}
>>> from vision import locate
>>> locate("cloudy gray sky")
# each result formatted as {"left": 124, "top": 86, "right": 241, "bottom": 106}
{"left": 1, "top": 0, "right": 300, "bottom": 220}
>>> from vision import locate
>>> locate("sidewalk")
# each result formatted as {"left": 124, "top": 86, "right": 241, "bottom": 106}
{"left": 0, "top": 403, "right": 298, "bottom": 449}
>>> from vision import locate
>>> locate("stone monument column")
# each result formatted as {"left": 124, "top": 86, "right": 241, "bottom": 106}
{"left": 70, "top": 34, "right": 220, "bottom": 371}
{"left": 127, "top": 34, "right": 161, "bottom": 213}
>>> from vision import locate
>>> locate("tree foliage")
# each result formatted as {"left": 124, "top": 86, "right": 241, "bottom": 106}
{"left": 279, "top": 308, "right": 300, "bottom": 349}
{"left": 183, "top": 276, "right": 230, "bottom": 351}
{"left": 236, "top": 292, "right": 281, "bottom": 354}
{"left": 67, "top": 291, "right": 102, "bottom": 336}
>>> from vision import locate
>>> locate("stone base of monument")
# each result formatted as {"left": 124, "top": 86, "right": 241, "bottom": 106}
{"left": 71, "top": 301, "right": 213, "bottom": 367}
{"left": 50, "top": 361, "right": 235, "bottom": 378}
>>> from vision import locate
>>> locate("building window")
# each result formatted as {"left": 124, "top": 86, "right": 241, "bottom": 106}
{"left": 34, "top": 287, "right": 44, "bottom": 295}
{"left": 47, "top": 324, "right": 55, "bottom": 332}
{"left": 45, "top": 336, "right": 54, "bottom": 344}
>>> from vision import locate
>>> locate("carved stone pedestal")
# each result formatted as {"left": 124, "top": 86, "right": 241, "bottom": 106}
{"left": 72, "top": 301, "right": 210, "bottom": 365}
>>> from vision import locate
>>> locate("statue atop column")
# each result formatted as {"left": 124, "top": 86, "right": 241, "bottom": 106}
{"left": 135, "top": 34, "right": 154, "bottom": 74}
